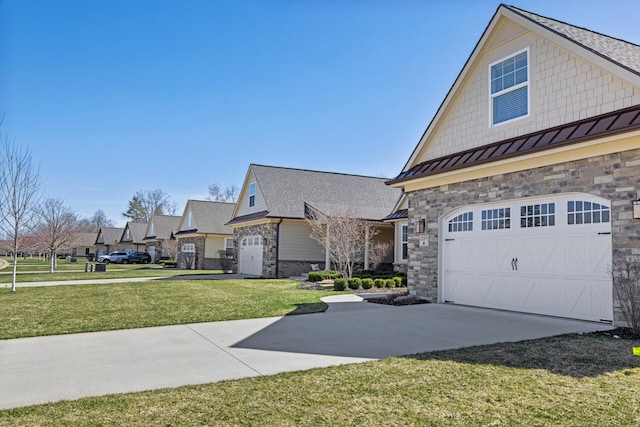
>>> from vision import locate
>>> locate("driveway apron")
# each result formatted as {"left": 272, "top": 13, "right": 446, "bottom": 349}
{"left": 0, "top": 296, "right": 613, "bottom": 410}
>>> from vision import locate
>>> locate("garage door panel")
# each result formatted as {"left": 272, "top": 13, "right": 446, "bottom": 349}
{"left": 442, "top": 195, "right": 613, "bottom": 322}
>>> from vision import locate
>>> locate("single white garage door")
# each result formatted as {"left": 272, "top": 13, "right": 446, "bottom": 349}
{"left": 239, "top": 236, "right": 263, "bottom": 276}
{"left": 442, "top": 194, "right": 613, "bottom": 322}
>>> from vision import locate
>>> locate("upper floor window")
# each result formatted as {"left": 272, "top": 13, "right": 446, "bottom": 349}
{"left": 490, "top": 49, "right": 528, "bottom": 125}
{"left": 249, "top": 182, "right": 256, "bottom": 207}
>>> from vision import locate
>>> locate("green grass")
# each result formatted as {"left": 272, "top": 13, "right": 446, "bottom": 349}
{"left": 0, "top": 280, "right": 337, "bottom": 339}
{"left": 0, "top": 334, "right": 638, "bottom": 426}
{"left": 0, "top": 256, "right": 224, "bottom": 283}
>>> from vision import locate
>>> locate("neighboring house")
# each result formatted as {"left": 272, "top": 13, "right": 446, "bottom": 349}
{"left": 174, "top": 200, "right": 235, "bottom": 270}
{"left": 386, "top": 4, "right": 640, "bottom": 325}
{"left": 119, "top": 222, "right": 148, "bottom": 253}
{"left": 67, "top": 232, "right": 97, "bottom": 260}
{"left": 143, "top": 215, "right": 181, "bottom": 263}
{"left": 227, "top": 164, "right": 402, "bottom": 278}
{"left": 94, "top": 227, "right": 124, "bottom": 258}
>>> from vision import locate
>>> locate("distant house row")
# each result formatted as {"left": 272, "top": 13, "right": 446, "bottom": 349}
{"left": 71, "top": 163, "right": 406, "bottom": 276}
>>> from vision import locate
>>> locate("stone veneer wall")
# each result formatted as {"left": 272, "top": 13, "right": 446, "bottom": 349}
{"left": 177, "top": 236, "right": 204, "bottom": 270}
{"left": 406, "top": 148, "right": 640, "bottom": 325}
{"left": 233, "top": 223, "right": 278, "bottom": 278}
{"left": 278, "top": 260, "right": 327, "bottom": 278}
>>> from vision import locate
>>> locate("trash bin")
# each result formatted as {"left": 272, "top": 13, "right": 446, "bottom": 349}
{"left": 95, "top": 263, "right": 107, "bottom": 272}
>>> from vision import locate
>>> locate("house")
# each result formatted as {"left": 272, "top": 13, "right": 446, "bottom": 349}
{"left": 66, "top": 232, "right": 97, "bottom": 260}
{"left": 227, "top": 164, "right": 403, "bottom": 278}
{"left": 386, "top": 4, "right": 640, "bottom": 325}
{"left": 143, "top": 215, "right": 181, "bottom": 263}
{"left": 94, "top": 227, "right": 124, "bottom": 258}
{"left": 119, "top": 222, "right": 148, "bottom": 253}
{"left": 174, "top": 200, "right": 235, "bottom": 269}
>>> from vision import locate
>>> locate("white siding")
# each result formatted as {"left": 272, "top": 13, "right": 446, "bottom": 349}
{"left": 236, "top": 170, "right": 268, "bottom": 217}
{"left": 418, "top": 19, "right": 640, "bottom": 164}
{"left": 278, "top": 220, "right": 325, "bottom": 261}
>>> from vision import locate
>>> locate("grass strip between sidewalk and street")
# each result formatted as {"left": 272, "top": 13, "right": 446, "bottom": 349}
{"left": 0, "top": 334, "right": 638, "bottom": 426}
{"left": 0, "top": 279, "right": 337, "bottom": 339}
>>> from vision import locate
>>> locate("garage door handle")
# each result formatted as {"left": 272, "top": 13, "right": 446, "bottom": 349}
{"left": 511, "top": 258, "right": 518, "bottom": 271}
{"left": 598, "top": 232, "right": 611, "bottom": 235}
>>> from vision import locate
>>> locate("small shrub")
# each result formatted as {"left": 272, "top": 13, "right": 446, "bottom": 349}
{"left": 384, "top": 278, "right": 396, "bottom": 288}
{"left": 308, "top": 272, "right": 323, "bottom": 282}
{"left": 348, "top": 277, "right": 362, "bottom": 290}
{"left": 392, "top": 276, "right": 403, "bottom": 287}
{"left": 333, "top": 278, "right": 346, "bottom": 291}
{"left": 374, "top": 278, "right": 385, "bottom": 288}
{"left": 361, "top": 278, "right": 374, "bottom": 289}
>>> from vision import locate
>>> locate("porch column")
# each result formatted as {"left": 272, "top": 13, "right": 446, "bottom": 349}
{"left": 325, "top": 224, "right": 331, "bottom": 270}
{"left": 364, "top": 225, "right": 370, "bottom": 270}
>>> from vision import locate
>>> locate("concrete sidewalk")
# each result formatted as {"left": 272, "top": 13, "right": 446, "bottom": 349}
{"left": 0, "top": 295, "right": 613, "bottom": 410}
{"left": 5, "top": 273, "right": 248, "bottom": 288}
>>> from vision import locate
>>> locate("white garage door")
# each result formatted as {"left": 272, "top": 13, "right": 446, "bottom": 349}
{"left": 442, "top": 194, "right": 613, "bottom": 323}
{"left": 239, "top": 236, "right": 263, "bottom": 276}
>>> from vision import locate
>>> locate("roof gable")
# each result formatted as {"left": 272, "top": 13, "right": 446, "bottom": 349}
{"left": 95, "top": 227, "right": 123, "bottom": 246}
{"left": 120, "top": 222, "right": 147, "bottom": 244}
{"left": 176, "top": 200, "right": 235, "bottom": 235}
{"left": 232, "top": 164, "right": 403, "bottom": 222}
{"left": 401, "top": 4, "right": 640, "bottom": 173}
{"left": 144, "top": 215, "right": 181, "bottom": 240}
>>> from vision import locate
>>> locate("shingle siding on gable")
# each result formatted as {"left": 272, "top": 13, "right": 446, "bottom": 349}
{"left": 236, "top": 171, "right": 268, "bottom": 218}
{"left": 422, "top": 24, "right": 640, "bottom": 163}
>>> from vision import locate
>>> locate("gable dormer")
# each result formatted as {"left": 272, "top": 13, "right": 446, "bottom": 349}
{"left": 235, "top": 167, "right": 267, "bottom": 217}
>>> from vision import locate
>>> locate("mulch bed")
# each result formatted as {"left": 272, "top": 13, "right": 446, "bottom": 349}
{"left": 588, "top": 327, "right": 640, "bottom": 340}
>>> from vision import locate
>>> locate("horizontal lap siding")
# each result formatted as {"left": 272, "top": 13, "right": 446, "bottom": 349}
{"left": 278, "top": 220, "right": 325, "bottom": 261}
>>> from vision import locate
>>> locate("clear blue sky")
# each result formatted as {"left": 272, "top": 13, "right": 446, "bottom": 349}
{"left": 1, "top": 0, "right": 638, "bottom": 227}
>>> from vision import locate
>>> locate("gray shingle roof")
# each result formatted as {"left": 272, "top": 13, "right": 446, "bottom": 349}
{"left": 96, "top": 227, "right": 124, "bottom": 246}
{"left": 507, "top": 5, "right": 640, "bottom": 75}
{"left": 145, "top": 215, "right": 181, "bottom": 240}
{"left": 181, "top": 200, "right": 235, "bottom": 235}
{"left": 121, "top": 222, "right": 148, "bottom": 244}
{"left": 250, "top": 164, "right": 403, "bottom": 221}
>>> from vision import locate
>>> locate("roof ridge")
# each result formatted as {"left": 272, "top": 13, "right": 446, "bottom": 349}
{"left": 505, "top": 4, "right": 640, "bottom": 49}
{"left": 250, "top": 163, "right": 389, "bottom": 181}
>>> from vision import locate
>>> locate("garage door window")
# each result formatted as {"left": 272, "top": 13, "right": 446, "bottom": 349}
{"left": 568, "top": 201, "right": 610, "bottom": 225}
{"left": 481, "top": 207, "right": 511, "bottom": 230}
{"left": 520, "top": 203, "right": 555, "bottom": 228}
{"left": 448, "top": 212, "right": 473, "bottom": 232}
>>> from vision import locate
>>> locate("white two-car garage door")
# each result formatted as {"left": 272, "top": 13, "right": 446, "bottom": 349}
{"left": 442, "top": 194, "right": 613, "bottom": 323}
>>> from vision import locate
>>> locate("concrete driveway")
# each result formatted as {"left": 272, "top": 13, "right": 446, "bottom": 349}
{"left": 0, "top": 295, "right": 613, "bottom": 410}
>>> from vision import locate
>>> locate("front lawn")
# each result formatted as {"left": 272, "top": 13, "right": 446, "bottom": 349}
{"left": 0, "top": 256, "right": 223, "bottom": 283}
{"left": 0, "top": 280, "right": 337, "bottom": 339}
{"left": 1, "top": 334, "right": 638, "bottom": 426}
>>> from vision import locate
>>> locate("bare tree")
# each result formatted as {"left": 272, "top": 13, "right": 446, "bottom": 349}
{"left": 162, "top": 238, "right": 180, "bottom": 261}
{"left": 0, "top": 137, "right": 41, "bottom": 291}
{"left": 368, "top": 241, "right": 393, "bottom": 271}
{"left": 307, "top": 208, "right": 377, "bottom": 280}
{"left": 123, "top": 189, "right": 177, "bottom": 222}
{"left": 76, "top": 209, "right": 114, "bottom": 232}
{"left": 611, "top": 257, "right": 640, "bottom": 337}
{"left": 34, "top": 198, "right": 80, "bottom": 273}
{"left": 206, "top": 183, "right": 239, "bottom": 203}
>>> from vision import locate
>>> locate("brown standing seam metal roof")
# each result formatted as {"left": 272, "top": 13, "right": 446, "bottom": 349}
{"left": 388, "top": 104, "right": 640, "bottom": 184}
{"left": 383, "top": 209, "right": 409, "bottom": 220}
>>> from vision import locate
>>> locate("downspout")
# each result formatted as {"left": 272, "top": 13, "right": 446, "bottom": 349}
{"left": 275, "top": 219, "right": 283, "bottom": 278}
{"left": 364, "top": 225, "right": 370, "bottom": 270}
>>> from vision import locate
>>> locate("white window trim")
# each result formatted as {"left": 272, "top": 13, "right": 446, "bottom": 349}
{"left": 182, "top": 243, "right": 195, "bottom": 253}
{"left": 488, "top": 47, "right": 530, "bottom": 128}
{"left": 248, "top": 182, "right": 256, "bottom": 208}
{"left": 225, "top": 238, "right": 233, "bottom": 249}
{"left": 400, "top": 223, "right": 409, "bottom": 262}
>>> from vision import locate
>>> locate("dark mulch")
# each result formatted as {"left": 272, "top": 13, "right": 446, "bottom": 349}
{"left": 363, "top": 292, "right": 430, "bottom": 306}
{"left": 588, "top": 327, "right": 640, "bottom": 340}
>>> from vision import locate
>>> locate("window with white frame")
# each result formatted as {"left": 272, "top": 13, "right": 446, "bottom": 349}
{"left": 568, "top": 201, "right": 610, "bottom": 225}
{"left": 490, "top": 49, "right": 528, "bottom": 125}
{"left": 182, "top": 243, "right": 195, "bottom": 252}
{"left": 520, "top": 203, "right": 555, "bottom": 228}
{"left": 448, "top": 212, "right": 473, "bottom": 232}
{"left": 481, "top": 207, "right": 511, "bottom": 230}
{"left": 401, "top": 223, "right": 408, "bottom": 261}
{"left": 224, "top": 238, "right": 234, "bottom": 256}
{"left": 248, "top": 182, "right": 256, "bottom": 207}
